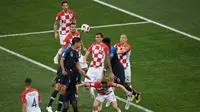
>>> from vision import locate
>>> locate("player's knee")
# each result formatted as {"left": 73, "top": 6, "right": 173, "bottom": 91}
{"left": 55, "top": 83, "right": 62, "bottom": 90}
{"left": 59, "top": 86, "right": 67, "bottom": 95}
{"left": 112, "top": 101, "right": 118, "bottom": 109}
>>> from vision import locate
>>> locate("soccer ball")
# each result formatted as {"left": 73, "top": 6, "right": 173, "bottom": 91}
{"left": 81, "top": 24, "right": 90, "bottom": 33}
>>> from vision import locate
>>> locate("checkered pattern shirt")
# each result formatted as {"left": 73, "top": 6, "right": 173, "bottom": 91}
{"left": 88, "top": 43, "right": 109, "bottom": 68}
{"left": 56, "top": 10, "right": 75, "bottom": 35}
{"left": 114, "top": 43, "right": 131, "bottom": 69}
{"left": 63, "top": 31, "right": 81, "bottom": 57}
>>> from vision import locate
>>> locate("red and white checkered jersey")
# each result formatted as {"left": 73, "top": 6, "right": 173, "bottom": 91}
{"left": 114, "top": 43, "right": 131, "bottom": 69}
{"left": 89, "top": 82, "right": 117, "bottom": 95}
{"left": 21, "top": 88, "right": 41, "bottom": 112}
{"left": 63, "top": 31, "right": 81, "bottom": 56}
{"left": 56, "top": 10, "right": 75, "bottom": 35}
{"left": 88, "top": 43, "right": 109, "bottom": 68}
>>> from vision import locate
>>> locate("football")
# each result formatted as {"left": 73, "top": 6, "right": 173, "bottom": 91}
{"left": 81, "top": 24, "right": 90, "bottom": 33}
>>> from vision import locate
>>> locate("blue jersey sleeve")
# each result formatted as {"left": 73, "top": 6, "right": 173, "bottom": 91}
{"left": 62, "top": 47, "right": 70, "bottom": 58}
{"left": 110, "top": 46, "right": 116, "bottom": 59}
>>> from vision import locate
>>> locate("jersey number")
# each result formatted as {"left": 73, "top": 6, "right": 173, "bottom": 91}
{"left": 32, "top": 98, "right": 37, "bottom": 107}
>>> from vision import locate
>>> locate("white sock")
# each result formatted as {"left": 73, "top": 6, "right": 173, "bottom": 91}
{"left": 57, "top": 48, "right": 62, "bottom": 55}
{"left": 118, "top": 109, "right": 121, "bottom": 112}
{"left": 129, "top": 85, "right": 132, "bottom": 88}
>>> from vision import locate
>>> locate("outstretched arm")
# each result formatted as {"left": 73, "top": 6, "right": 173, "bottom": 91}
{"left": 76, "top": 63, "right": 90, "bottom": 80}
{"left": 76, "top": 82, "right": 91, "bottom": 90}
{"left": 114, "top": 83, "right": 132, "bottom": 96}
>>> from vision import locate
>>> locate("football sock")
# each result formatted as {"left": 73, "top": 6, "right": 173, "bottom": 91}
{"left": 56, "top": 94, "right": 65, "bottom": 111}
{"left": 58, "top": 48, "right": 63, "bottom": 55}
{"left": 123, "top": 83, "right": 137, "bottom": 96}
{"left": 48, "top": 90, "right": 59, "bottom": 107}
{"left": 72, "top": 101, "right": 78, "bottom": 112}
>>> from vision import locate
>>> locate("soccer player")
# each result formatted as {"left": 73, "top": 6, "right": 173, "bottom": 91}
{"left": 63, "top": 23, "right": 88, "bottom": 72}
{"left": 21, "top": 78, "right": 42, "bottom": 112}
{"left": 83, "top": 32, "right": 114, "bottom": 98}
{"left": 76, "top": 78, "right": 132, "bottom": 112}
{"left": 53, "top": 1, "right": 76, "bottom": 64}
{"left": 114, "top": 34, "right": 132, "bottom": 88}
{"left": 46, "top": 37, "right": 90, "bottom": 112}
{"left": 103, "top": 37, "right": 141, "bottom": 110}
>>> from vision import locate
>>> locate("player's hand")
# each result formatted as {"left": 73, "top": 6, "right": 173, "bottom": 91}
{"left": 83, "top": 47, "right": 87, "bottom": 52}
{"left": 62, "top": 70, "right": 67, "bottom": 76}
{"left": 126, "top": 91, "right": 132, "bottom": 96}
{"left": 109, "top": 72, "right": 115, "bottom": 79}
{"left": 54, "top": 32, "right": 59, "bottom": 40}
{"left": 76, "top": 85, "right": 79, "bottom": 90}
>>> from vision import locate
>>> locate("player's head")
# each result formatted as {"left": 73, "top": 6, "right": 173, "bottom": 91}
{"left": 24, "top": 78, "right": 32, "bottom": 87}
{"left": 70, "top": 23, "right": 77, "bottom": 33}
{"left": 120, "top": 34, "right": 128, "bottom": 44}
{"left": 72, "top": 37, "right": 81, "bottom": 48}
{"left": 95, "top": 32, "right": 104, "bottom": 44}
{"left": 61, "top": 1, "right": 69, "bottom": 11}
{"left": 101, "top": 77, "right": 110, "bottom": 88}
{"left": 102, "top": 37, "right": 111, "bottom": 47}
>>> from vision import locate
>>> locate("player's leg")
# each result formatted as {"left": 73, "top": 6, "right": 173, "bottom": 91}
{"left": 125, "top": 65, "right": 132, "bottom": 88}
{"left": 54, "top": 34, "right": 66, "bottom": 64}
{"left": 62, "top": 102, "right": 69, "bottom": 112}
{"left": 107, "top": 92, "right": 121, "bottom": 112}
{"left": 111, "top": 101, "right": 121, "bottom": 112}
{"left": 46, "top": 71, "right": 63, "bottom": 112}
{"left": 55, "top": 85, "right": 67, "bottom": 112}
{"left": 93, "top": 94, "right": 104, "bottom": 112}
{"left": 56, "top": 70, "right": 72, "bottom": 112}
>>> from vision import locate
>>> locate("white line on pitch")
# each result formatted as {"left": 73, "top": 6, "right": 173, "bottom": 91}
{"left": 0, "top": 21, "right": 149, "bottom": 38}
{"left": 0, "top": 45, "right": 152, "bottom": 112}
{"left": 93, "top": 0, "right": 200, "bottom": 41}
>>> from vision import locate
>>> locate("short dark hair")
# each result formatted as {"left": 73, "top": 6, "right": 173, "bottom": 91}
{"left": 102, "top": 37, "right": 111, "bottom": 44}
{"left": 96, "top": 32, "right": 104, "bottom": 38}
{"left": 61, "top": 1, "right": 68, "bottom": 6}
{"left": 72, "top": 37, "right": 81, "bottom": 45}
{"left": 24, "top": 78, "right": 32, "bottom": 86}
{"left": 70, "top": 23, "right": 76, "bottom": 26}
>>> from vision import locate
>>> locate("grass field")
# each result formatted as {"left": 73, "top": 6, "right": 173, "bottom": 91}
{"left": 0, "top": 0, "right": 200, "bottom": 112}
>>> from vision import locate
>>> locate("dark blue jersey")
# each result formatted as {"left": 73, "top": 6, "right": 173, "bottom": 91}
{"left": 110, "top": 46, "right": 121, "bottom": 67}
{"left": 110, "top": 46, "right": 125, "bottom": 83}
{"left": 62, "top": 47, "right": 79, "bottom": 69}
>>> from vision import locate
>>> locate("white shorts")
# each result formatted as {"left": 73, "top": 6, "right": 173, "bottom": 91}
{"left": 78, "top": 55, "right": 88, "bottom": 69}
{"left": 59, "top": 34, "right": 67, "bottom": 45}
{"left": 125, "top": 64, "right": 131, "bottom": 83}
{"left": 84, "top": 66, "right": 104, "bottom": 82}
{"left": 96, "top": 92, "right": 116, "bottom": 103}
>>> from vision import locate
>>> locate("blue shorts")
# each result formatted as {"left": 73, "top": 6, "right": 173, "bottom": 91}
{"left": 56, "top": 68, "right": 72, "bottom": 86}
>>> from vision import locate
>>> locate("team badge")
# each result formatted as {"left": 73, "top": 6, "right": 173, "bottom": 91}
{"left": 70, "top": 51, "right": 73, "bottom": 57}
